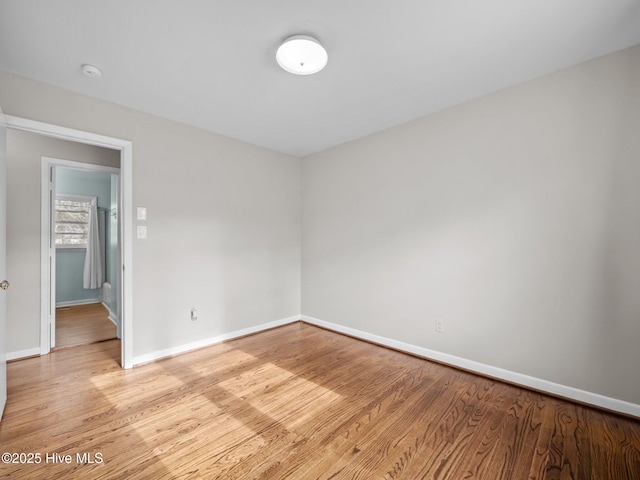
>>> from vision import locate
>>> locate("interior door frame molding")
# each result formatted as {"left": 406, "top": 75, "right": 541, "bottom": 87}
{"left": 42, "top": 157, "right": 121, "bottom": 351}
{"left": 6, "top": 115, "right": 134, "bottom": 369}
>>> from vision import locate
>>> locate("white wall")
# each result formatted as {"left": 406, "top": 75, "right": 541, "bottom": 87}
{"left": 0, "top": 71, "right": 301, "bottom": 359}
{"left": 302, "top": 45, "right": 640, "bottom": 405}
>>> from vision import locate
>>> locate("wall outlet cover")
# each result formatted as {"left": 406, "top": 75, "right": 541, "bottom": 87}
{"left": 137, "top": 225, "right": 147, "bottom": 239}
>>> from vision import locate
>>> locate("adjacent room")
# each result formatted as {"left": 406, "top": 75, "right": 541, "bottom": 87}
{"left": 0, "top": 1, "right": 639, "bottom": 478}
{"left": 53, "top": 165, "right": 120, "bottom": 348}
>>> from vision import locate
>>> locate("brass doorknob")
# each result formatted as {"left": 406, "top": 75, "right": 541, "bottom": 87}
{"left": 0, "top": 280, "right": 9, "bottom": 291}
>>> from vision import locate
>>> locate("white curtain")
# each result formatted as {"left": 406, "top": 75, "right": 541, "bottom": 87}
{"left": 83, "top": 201, "right": 104, "bottom": 289}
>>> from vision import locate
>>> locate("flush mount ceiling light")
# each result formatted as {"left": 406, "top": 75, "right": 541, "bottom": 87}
{"left": 81, "top": 63, "right": 102, "bottom": 79}
{"left": 276, "top": 35, "right": 328, "bottom": 75}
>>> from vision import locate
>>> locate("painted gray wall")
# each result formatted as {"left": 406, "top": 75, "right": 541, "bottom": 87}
{"left": 3, "top": 45, "right": 638, "bottom": 408}
{"left": 5, "top": 129, "right": 119, "bottom": 352}
{"left": 55, "top": 167, "right": 112, "bottom": 305}
{"left": 302, "top": 45, "right": 640, "bottom": 405}
{"left": 1, "top": 71, "right": 302, "bottom": 358}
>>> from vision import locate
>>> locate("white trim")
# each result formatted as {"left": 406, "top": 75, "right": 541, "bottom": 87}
{"left": 56, "top": 299, "right": 101, "bottom": 308}
{"left": 103, "top": 304, "right": 119, "bottom": 326}
{"left": 0, "top": 106, "right": 7, "bottom": 419}
{"left": 100, "top": 302, "right": 120, "bottom": 338}
{"left": 100, "top": 284, "right": 119, "bottom": 330}
{"left": 42, "top": 157, "right": 120, "bottom": 175}
{"left": 301, "top": 315, "right": 640, "bottom": 419}
{"left": 120, "top": 143, "right": 132, "bottom": 368}
{"left": 5, "top": 116, "right": 129, "bottom": 150}
{"left": 7, "top": 115, "right": 134, "bottom": 369}
{"left": 40, "top": 159, "right": 55, "bottom": 352}
{"left": 132, "top": 316, "right": 301, "bottom": 366}
{"left": 6, "top": 347, "right": 41, "bottom": 361}
{"left": 42, "top": 158, "right": 118, "bottom": 352}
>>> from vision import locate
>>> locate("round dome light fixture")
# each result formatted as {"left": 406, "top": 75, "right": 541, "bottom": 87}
{"left": 81, "top": 64, "right": 102, "bottom": 79}
{"left": 276, "top": 35, "right": 328, "bottom": 75}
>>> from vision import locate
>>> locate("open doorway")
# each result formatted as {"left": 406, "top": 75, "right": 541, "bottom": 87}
{"left": 46, "top": 160, "right": 120, "bottom": 350}
{"left": 5, "top": 114, "right": 133, "bottom": 368}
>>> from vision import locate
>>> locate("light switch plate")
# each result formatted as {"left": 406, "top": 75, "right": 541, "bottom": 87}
{"left": 137, "top": 225, "right": 147, "bottom": 239}
{"left": 137, "top": 207, "right": 147, "bottom": 221}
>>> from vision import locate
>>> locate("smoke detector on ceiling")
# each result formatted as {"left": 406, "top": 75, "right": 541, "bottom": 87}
{"left": 81, "top": 64, "right": 102, "bottom": 79}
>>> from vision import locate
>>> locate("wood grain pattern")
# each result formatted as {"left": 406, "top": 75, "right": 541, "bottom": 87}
{"left": 0, "top": 322, "right": 638, "bottom": 479}
{"left": 55, "top": 303, "right": 116, "bottom": 349}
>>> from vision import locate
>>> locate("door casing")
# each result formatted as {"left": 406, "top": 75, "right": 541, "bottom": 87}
{"left": 0, "top": 107, "right": 8, "bottom": 420}
{"left": 43, "top": 158, "right": 121, "bottom": 350}
{"left": 5, "top": 115, "right": 134, "bottom": 368}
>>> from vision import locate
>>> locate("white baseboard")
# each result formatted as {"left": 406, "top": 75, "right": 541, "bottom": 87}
{"left": 301, "top": 315, "right": 640, "bottom": 419}
{"left": 56, "top": 299, "right": 100, "bottom": 308}
{"left": 101, "top": 302, "right": 118, "bottom": 326}
{"left": 6, "top": 347, "right": 41, "bottom": 361}
{"left": 132, "top": 315, "right": 301, "bottom": 366}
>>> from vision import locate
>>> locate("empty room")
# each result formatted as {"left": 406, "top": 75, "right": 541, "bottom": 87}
{"left": 0, "top": 1, "right": 639, "bottom": 479}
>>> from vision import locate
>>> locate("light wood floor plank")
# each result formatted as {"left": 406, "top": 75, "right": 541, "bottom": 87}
{"left": 1, "top": 322, "right": 639, "bottom": 479}
{"left": 55, "top": 303, "right": 116, "bottom": 349}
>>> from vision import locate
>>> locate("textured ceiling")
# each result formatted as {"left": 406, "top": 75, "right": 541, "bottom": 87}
{"left": 1, "top": 0, "right": 640, "bottom": 157}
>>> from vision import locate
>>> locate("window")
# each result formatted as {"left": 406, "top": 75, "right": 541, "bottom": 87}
{"left": 55, "top": 194, "right": 94, "bottom": 249}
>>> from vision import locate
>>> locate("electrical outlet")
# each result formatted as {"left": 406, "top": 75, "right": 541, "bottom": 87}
{"left": 191, "top": 308, "right": 198, "bottom": 321}
{"left": 435, "top": 319, "right": 444, "bottom": 333}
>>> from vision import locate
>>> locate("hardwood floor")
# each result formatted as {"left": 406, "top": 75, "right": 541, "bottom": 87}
{"left": 55, "top": 303, "right": 116, "bottom": 349}
{"left": 1, "top": 322, "right": 639, "bottom": 479}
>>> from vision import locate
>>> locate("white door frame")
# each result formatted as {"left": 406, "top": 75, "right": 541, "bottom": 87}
{"left": 6, "top": 115, "right": 134, "bottom": 369}
{"left": 42, "top": 158, "right": 121, "bottom": 350}
{"left": 0, "top": 107, "right": 8, "bottom": 419}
